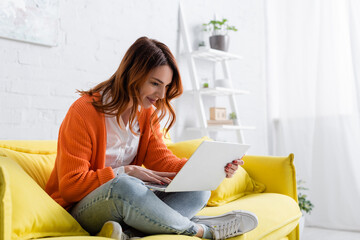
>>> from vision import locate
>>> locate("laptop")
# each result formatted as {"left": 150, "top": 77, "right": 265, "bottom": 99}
{"left": 144, "top": 141, "right": 250, "bottom": 192}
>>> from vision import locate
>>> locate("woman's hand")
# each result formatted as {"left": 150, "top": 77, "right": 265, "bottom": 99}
{"left": 124, "top": 165, "right": 176, "bottom": 185}
{"left": 224, "top": 158, "right": 244, "bottom": 178}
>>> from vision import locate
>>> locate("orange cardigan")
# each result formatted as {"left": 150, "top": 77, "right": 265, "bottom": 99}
{"left": 45, "top": 94, "right": 187, "bottom": 210}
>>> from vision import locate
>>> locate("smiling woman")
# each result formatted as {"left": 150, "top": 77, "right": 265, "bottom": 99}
{"left": 139, "top": 65, "right": 173, "bottom": 109}
{"left": 76, "top": 36, "right": 183, "bottom": 136}
{"left": 44, "top": 36, "right": 257, "bottom": 240}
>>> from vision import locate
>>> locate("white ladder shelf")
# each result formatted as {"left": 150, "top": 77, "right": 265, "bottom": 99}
{"left": 178, "top": 4, "right": 255, "bottom": 143}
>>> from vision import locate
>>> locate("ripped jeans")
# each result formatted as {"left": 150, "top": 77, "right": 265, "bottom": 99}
{"left": 70, "top": 174, "right": 211, "bottom": 236}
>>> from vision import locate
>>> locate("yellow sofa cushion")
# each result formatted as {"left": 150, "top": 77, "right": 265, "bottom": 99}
{"left": 166, "top": 136, "right": 212, "bottom": 158}
{"left": 198, "top": 193, "right": 302, "bottom": 240}
{"left": 0, "top": 166, "right": 12, "bottom": 240}
{"left": 0, "top": 147, "right": 56, "bottom": 190}
{"left": 0, "top": 156, "right": 89, "bottom": 239}
{"left": 207, "top": 166, "right": 266, "bottom": 206}
{"left": 0, "top": 140, "right": 58, "bottom": 189}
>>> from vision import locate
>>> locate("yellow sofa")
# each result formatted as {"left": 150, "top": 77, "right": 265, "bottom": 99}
{"left": 0, "top": 139, "right": 301, "bottom": 240}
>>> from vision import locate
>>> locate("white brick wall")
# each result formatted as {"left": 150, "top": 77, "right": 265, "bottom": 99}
{"left": 0, "top": 0, "right": 268, "bottom": 154}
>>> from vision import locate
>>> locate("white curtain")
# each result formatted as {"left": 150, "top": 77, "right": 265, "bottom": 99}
{"left": 266, "top": 0, "right": 360, "bottom": 231}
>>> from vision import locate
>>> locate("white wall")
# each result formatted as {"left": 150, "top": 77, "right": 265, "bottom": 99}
{"left": 0, "top": 0, "right": 267, "bottom": 154}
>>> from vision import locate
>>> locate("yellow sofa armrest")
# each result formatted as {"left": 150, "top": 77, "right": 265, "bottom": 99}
{"left": 242, "top": 154, "right": 297, "bottom": 202}
{"left": 242, "top": 154, "right": 299, "bottom": 240}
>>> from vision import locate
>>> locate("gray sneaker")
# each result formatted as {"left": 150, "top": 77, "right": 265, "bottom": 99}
{"left": 97, "top": 221, "right": 129, "bottom": 240}
{"left": 191, "top": 210, "right": 258, "bottom": 240}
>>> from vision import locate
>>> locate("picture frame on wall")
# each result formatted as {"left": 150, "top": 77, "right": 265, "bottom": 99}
{"left": 0, "top": 0, "right": 59, "bottom": 47}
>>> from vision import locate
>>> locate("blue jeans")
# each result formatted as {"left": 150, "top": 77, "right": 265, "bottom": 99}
{"left": 70, "top": 174, "right": 211, "bottom": 236}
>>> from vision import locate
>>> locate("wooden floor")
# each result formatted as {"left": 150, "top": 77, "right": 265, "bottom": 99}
{"left": 302, "top": 227, "right": 360, "bottom": 240}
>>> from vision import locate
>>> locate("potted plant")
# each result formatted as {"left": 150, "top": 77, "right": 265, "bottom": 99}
{"left": 297, "top": 180, "right": 314, "bottom": 238}
{"left": 202, "top": 18, "right": 238, "bottom": 51}
{"left": 202, "top": 82, "right": 209, "bottom": 88}
{"left": 229, "top": 112, "right": 237, "bottom": 124}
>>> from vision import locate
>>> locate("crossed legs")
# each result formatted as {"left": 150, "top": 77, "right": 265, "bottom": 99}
{"left": 70, "top": 174, "right": 210, "bottom": 237}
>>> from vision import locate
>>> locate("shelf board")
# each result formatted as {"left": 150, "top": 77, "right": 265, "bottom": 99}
{"left": 184, "top": 87, "right": 250, "bottom": 96}
{"left": 191, "top": 48, "right": 242, "bottom": 62}
{"left": 200, "top": 87, "right": 250, "bottom": 96}
{"left": 187, "top": 125, "right": 256, "bottom": 131}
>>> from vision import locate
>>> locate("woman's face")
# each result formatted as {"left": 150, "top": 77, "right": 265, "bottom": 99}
{"left": 139, "top": 65, "right": 173, "bottom": 109}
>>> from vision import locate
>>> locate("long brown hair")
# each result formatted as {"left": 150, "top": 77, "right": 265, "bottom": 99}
{"left": 78, "top": 36, "right": 183, "bottom": 136}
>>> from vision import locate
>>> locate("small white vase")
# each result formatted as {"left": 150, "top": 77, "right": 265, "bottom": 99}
{"left": 214, "top": 79, "right": 230, "bottom": 88}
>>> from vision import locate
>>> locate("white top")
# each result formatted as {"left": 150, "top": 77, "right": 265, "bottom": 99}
{"left": 105, "top": 114, "right": 140, "bottom": 176}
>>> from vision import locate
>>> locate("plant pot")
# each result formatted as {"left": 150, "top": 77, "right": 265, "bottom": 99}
{"left": 209, "top": 35, "right": 229, "bottom": 51}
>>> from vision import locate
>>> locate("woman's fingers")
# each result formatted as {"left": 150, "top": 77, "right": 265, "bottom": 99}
{"left": 154, "top": 171, "right": 177, "bottom": 178}
{"left": 161, "top": 177, "right": 172, "bottom": 184}
{"left": 140, "top": 172, "right": 161, "bottom": 184}
{"left": 229, "top": 163, "right": 239, "bottom": 171}
{"left": 232, "top": 159, "right": 244, "bottom": 166}
{"left": 126, "top": 166, "right": 165, "bottom": 184}
{"left": 225, "top": 163, "right": 238, "bottom": 172}
{"left": 141, "top": 170, "right": 163, "bottom": 184}
{"left": 144, "top": 169, "right": 175, "bottom": 184}
{"left": 149, "top": 170, "right": 176, "bottom": 184}
{"left": 226, "top": 173, "right": 233, "bottom": 178}
{"left": 224, "top": 168, "right": 235, "bottom": 176}
{"left": 225, "top": 171, "right": 235, "bottom": 178}
{"left": 224, "top": 158, "right": 245, "bottom": 178}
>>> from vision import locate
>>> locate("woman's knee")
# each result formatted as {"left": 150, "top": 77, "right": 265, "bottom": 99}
{"left": 184, "top": 191, "right": 211, "bottom": 209}
{"left": 197, "top": 190, "right": 211, "bottom": 206}
{"left": 110, "top": 174, "right": 146, "bottom": 198}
